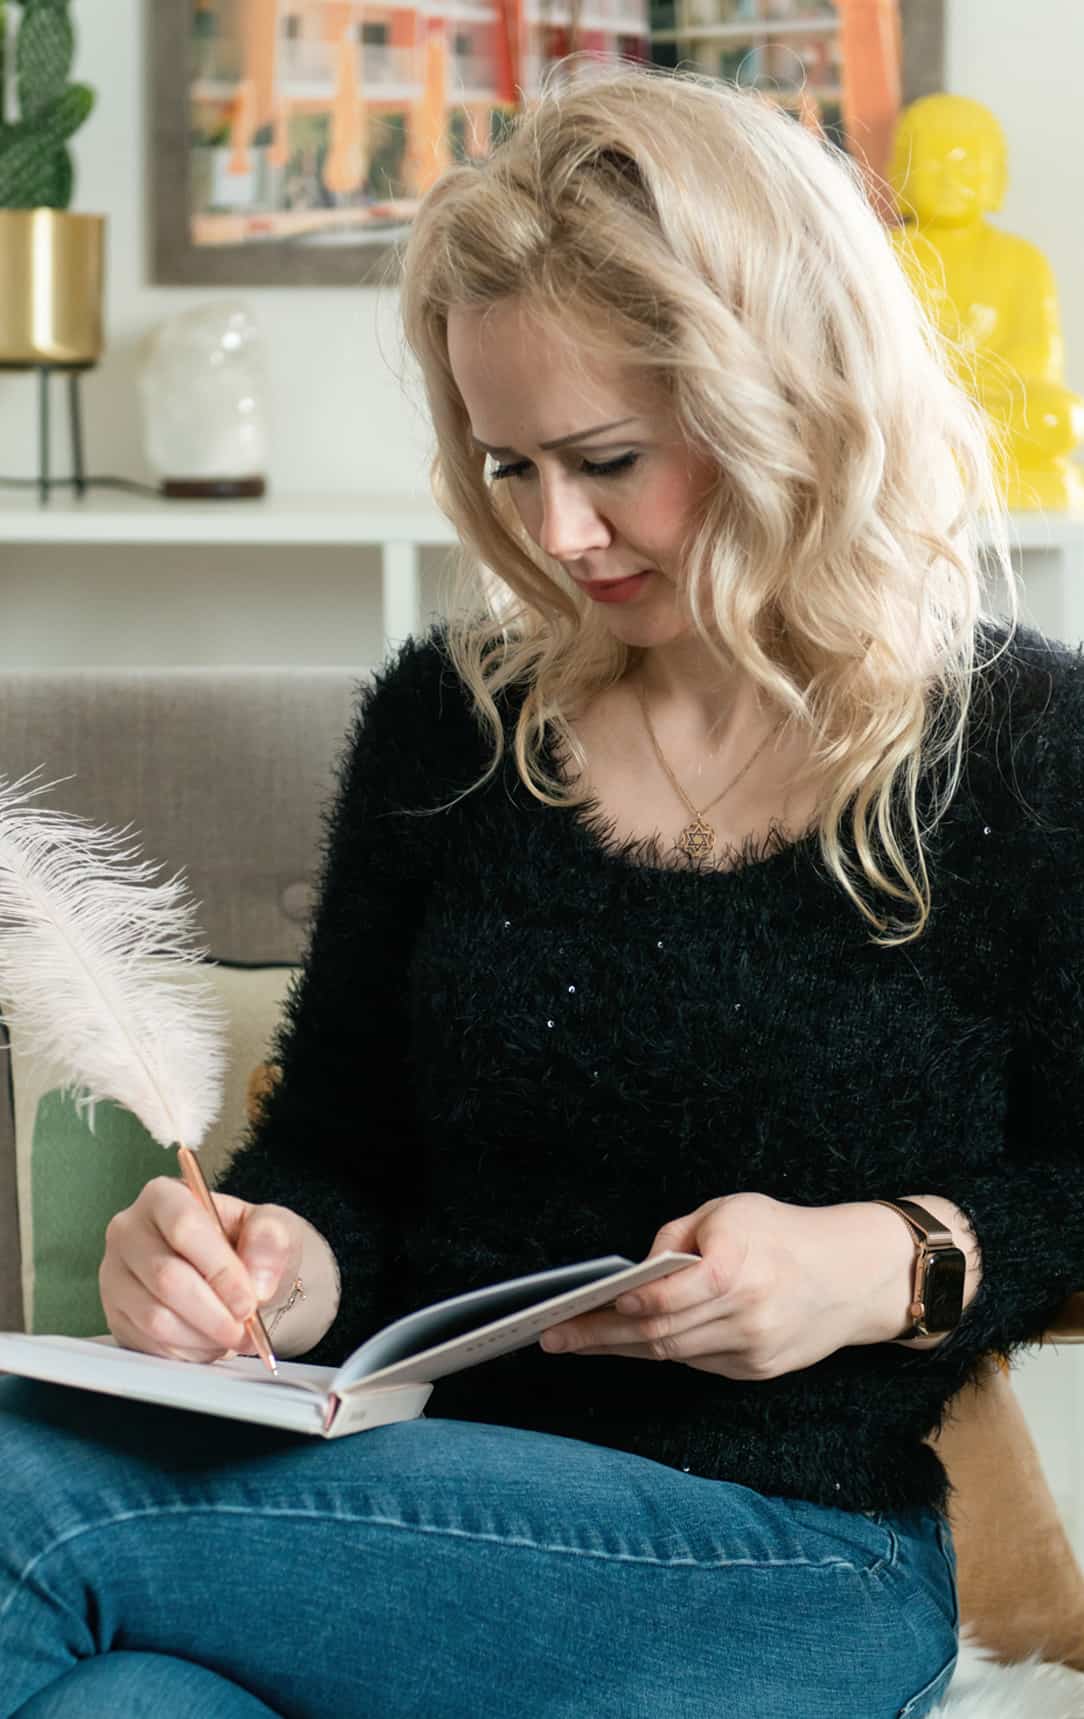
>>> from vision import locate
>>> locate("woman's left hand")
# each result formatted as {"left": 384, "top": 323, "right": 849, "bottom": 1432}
{"left": 538, "top": 1193, "right": 903, "bottom": 1381}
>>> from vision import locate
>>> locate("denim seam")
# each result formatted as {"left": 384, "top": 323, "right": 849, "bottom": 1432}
{"left": 2, "top": 1502, "right": 893, "bottom": 1609}
{"left": 785, "top": 1503, "right": 899, "bottom": 1573}
{"left": 878, "top": 1515, "right": 902, "bottom": 1570}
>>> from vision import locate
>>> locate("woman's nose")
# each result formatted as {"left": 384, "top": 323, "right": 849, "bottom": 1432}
{"left": 535, "top": 480, "right": 612, "bottom": 563}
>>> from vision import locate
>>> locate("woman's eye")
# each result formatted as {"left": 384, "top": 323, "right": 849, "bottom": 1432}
{"left": 489, "top": 452, "right": 640, "bottom": 483}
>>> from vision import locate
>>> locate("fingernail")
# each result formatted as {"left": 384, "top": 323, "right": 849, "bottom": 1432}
{"left": 251, "top": 1270, "right": 276, "bottom": 1299}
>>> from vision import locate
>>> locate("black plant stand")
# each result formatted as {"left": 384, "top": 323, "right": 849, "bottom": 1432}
{"left": 0, "top": 361, "right": 93, "bottom": 505}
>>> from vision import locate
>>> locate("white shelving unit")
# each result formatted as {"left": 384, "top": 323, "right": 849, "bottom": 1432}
{"left": 0, "top": 491, "right": 459, "bottom": 660}
{"left": 998, "top": 508, "right": 1084, "bottom": 647}
{"left": 0, "top": 491, "right": 1082, "bottom": 655}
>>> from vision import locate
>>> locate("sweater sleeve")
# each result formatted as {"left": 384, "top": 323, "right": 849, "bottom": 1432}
{"left": 934, "top": 634, "right": 1084, "bottom": 1378}
{"left": 213, "top": 625, "right": 461, "bottom": 1366}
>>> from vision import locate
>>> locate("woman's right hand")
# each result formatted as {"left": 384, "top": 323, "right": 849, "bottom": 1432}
{"left": 100, "top": 1176, "right": 304, "bottom": 1364}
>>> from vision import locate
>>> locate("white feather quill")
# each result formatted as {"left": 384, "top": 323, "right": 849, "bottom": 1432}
{"left": 0, "top": 768, "right": 227, "bottom": 1147}
{"left": 0, "top": 768, "right": 280, "bottom": 1370}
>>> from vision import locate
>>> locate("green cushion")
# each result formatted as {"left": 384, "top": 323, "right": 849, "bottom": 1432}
{"left": 27, "top": 1091, "right": 173, "bottom": 1335}
{"left": 10, "top": 963, "right": 296, "bottom": 1335}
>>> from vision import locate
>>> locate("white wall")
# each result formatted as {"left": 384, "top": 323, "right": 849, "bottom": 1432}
{"left": 947, "top": 0, "right": 1084, "bottom": 402}
{"left": 0, "top": 0, "right": 1081, "bottom": 667}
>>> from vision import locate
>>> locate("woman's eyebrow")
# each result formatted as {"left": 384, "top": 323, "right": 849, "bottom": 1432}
{"left": 472, "top": 417, "right": 641, "bottom": 456}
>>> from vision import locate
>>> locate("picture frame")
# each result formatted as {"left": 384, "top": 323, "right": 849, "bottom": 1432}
{"left": 148, "top": 1, "right": 944, "bottom": 289}
{"left": 651, "top": 1, "right": 945, "bottom": 179}
{"left": 899, "top": 0, "right": 946, "bottom": 105}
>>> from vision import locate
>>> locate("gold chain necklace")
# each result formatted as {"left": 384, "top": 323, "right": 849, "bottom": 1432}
{"left": 636, "top": 677, "right": 785, "bottom": 861}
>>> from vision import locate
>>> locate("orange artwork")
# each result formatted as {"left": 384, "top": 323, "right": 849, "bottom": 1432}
{"left": 164, "top": 1, "right": 933, "bottom": 283}
{"left": 187, "top": 0, "right": 650, "bottom": 253}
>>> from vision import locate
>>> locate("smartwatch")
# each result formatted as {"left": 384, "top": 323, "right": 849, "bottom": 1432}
{"left": 873, "top": 1198, "right": 967, "bottom": 1339}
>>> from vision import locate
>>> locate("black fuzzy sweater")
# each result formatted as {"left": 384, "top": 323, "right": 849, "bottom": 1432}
{"left": 216, "top": 617, "right": 1084, "bottom": 1515}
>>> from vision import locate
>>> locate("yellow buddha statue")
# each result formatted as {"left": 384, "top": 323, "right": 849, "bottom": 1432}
{"left": 888, "top": 93, "right": 1084, "bottom": 511}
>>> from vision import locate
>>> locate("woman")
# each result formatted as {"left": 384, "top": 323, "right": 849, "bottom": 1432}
{"left": 2, "top": 63, "right": 1082, "bottom": 1719}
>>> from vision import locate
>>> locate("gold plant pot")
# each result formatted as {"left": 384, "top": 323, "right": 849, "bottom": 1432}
{"left": 0, "top": 209, "right": 106, "bottom": 366}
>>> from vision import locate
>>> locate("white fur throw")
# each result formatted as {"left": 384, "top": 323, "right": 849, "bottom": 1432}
{"left": 934, "top": 1625, "right": 1084, "bottom": 1717}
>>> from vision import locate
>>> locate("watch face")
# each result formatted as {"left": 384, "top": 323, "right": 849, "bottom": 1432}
{"left": 923, "top": 1249, "right": 967, "bottom": 1332}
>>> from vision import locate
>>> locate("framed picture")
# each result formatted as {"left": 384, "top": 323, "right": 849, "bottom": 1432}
{"left": 650, "top": 0, "right": 945, "bottom": 195}
{"left": 149, "top": 1, "right": 942, "bottom": 288}
{"left": 149, "top": 0, "right": 653, "bottom": 287}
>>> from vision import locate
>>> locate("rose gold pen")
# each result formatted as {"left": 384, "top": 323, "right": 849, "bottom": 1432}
{"left": 176, "top": 1145, "right": 279, "bottom": 1375}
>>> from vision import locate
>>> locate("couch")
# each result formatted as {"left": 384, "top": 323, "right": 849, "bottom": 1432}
{"left": 0, "top": 664, "right": 358, "bottom": 1336}
{"left": 0, "top": 662, "right": 1082, "bottom": 1678}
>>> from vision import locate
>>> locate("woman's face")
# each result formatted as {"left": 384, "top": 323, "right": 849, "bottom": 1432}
{"left": 446, "top": 300, "right": 718, "bottom": 648}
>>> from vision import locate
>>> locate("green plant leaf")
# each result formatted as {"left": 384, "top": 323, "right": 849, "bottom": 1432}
{"left": 15, "top": 1, "right": 73, "bottom": 119}
{"left": 0, "top": 138, "right": 56, "bottom": 205}
{"left": 0, "top": 86, "right": 91, "bottom": 206}
{"left": 40, "top": 138, "right": 70, "bottom": 206}
{"left": 0, "top": 139, "right": 74, "bottom": 210}
{"left": 57, "top": 77, "right": 92, "bottom": 133}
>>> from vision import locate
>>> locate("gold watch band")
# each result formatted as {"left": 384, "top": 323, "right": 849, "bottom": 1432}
{"left": 873, "top": 1199, "right": 953, "bottom": 1339}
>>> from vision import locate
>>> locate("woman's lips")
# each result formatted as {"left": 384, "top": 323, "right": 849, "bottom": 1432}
{"left": 577, "top": 571, "right": 654, "bottom": 604}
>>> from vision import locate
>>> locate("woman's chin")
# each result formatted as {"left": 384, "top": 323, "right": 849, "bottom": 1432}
{"left": 597, "top": 603, "right": 691, "bottom": 647}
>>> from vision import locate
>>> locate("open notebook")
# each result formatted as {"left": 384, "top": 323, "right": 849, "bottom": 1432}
{"left": 0, "top": 1251, "right": 699, "bottom": 1438}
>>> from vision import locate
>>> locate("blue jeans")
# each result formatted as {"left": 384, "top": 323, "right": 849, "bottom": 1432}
{"left": 0, "top": 1377, "right": 959, "bottom": 1718}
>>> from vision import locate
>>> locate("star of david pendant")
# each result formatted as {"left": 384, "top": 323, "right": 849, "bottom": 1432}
{"left": 676, "top": 816, "right": 715, "bottom": 859}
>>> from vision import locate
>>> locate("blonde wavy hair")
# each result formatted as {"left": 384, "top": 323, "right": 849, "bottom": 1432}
{"left": 393, "top": 58, "right": 1019, "bottom": 947}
